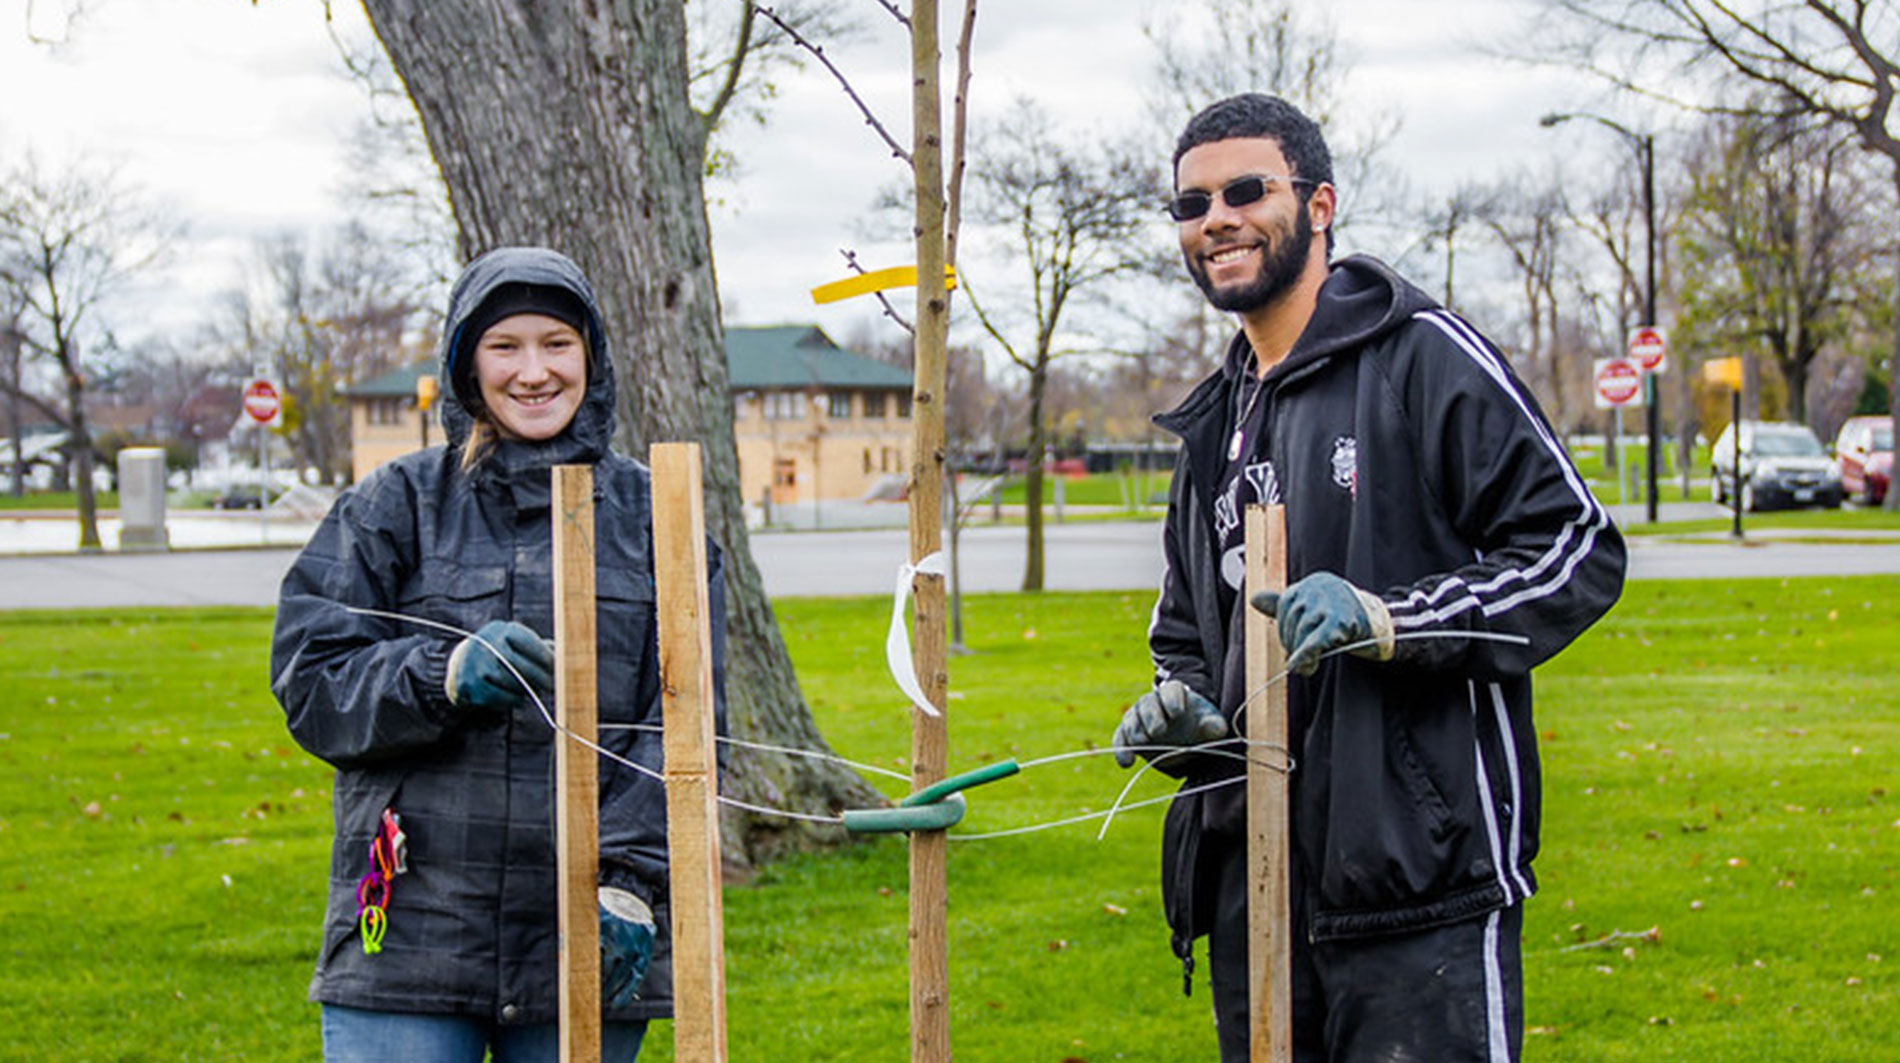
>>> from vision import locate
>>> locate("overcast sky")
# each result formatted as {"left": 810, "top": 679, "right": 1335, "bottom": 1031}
{"left": 0, "top": 0, "right": 1628, "bottom": 349}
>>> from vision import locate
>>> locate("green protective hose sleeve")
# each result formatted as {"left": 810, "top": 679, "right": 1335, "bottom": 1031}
{"left": 841, "top": 793, "right": 966, "bottom": 835}
{"left": 899, "top": 759, "right": 1021, "bottom": 808}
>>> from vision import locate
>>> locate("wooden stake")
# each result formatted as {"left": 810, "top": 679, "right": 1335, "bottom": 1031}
{"left": 649, "top": 442, "right": 730, "bottom": 1063}
{"left": 552, "top": 464, "right": 601, "bottom": 1063}
{"left": 1244, "top": 504, "right": 1292, "bottom": 1063}
{"left": 908, "top": 3, "right": 952, "bottom": 1063}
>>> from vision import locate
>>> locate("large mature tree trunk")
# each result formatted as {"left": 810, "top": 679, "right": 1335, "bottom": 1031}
{"left": 361, "top": 1, "right": 880, "bottom": 869}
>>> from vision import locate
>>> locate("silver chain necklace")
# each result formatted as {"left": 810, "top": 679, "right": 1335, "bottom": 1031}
{"left": 1228, "top": 351, "right": 1265, "bottom": 461}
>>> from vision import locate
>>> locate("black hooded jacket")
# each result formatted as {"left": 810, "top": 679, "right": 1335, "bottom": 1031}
{"left": 271, "top": 247, "right": 725, "bottom": 1024}
{"left": 1149, "top": 255, "right": 1624, "bottom": 958}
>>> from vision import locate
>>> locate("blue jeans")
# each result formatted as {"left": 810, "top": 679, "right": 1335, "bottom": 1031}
{"left": 322, "top": 1004, "right": 647, "bottom": 1063}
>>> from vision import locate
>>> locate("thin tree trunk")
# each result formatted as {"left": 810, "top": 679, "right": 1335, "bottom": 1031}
{"left": 60, "top": 340, "right": 100, "bottom": 550}
{"left": 1020, "top": 357, "right": 1047, "bottom": 591}
{"left": 1889, "top": 234, "right": 1900, "bottom": 512}
{"left": 362, "top": 0, "right": 879, "bottom": 868}
{"left": 5, "top": 332, "right": 23, "bottom": 497}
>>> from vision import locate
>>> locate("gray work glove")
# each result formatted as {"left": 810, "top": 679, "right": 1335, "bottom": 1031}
{"left": 444, "top": 620, "right": 555, "bottom": 712}
{"left": 1250, "top": 571, "right": 1395, "bottom": 676}
{"left": 1111, "top": 679, "right": 1229, "bottom": 775}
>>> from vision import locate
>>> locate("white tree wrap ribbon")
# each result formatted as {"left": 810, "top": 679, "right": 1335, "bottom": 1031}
{"left": 886, "top": 551, "right": 948, "bottom": 717}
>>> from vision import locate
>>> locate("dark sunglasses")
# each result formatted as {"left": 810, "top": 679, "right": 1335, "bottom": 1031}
{"left": 1166, "top": 174, "right": 1313, "bottom": 222}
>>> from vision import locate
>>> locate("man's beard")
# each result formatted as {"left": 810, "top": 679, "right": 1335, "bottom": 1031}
{"left": 1187, "top": 199, "right": 1313, "bottom": 313}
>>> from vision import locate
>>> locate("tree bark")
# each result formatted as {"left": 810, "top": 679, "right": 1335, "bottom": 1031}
{"left": 361, "top": 0, "right": 880, "bottom": 869}
{"left": 4, "top": 329, "right": 24, "bottom": 497}
{"left": 1020, "top": 356, "right": 1047, "bottom": 592}
{"left": 1890, "top": 205, "right": 1900, "bottom": 513}
{"left": 59, "top": 338, "right": 100, "bottom": 550}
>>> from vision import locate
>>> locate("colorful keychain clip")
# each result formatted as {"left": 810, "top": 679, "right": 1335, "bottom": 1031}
{"left": 355, "top": 807, "right": 407, "bottom": 955}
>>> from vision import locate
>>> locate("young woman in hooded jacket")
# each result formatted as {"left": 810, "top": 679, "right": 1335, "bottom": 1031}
{"left": 272, "top": 246, "right": 723, "bottom": 1062}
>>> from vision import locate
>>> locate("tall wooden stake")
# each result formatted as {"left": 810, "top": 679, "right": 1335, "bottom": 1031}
{"left": 908, "top": 1, "right": 952, "bottom": 1060}
{"left": 1243, "top": 504, "right": 1292, "bottom": 1063}
{"left": 650, "top": 443, "right": 730, "bottom": 1063}
{"left": 552, "top": 464, "right": 601, "bottom": 1063}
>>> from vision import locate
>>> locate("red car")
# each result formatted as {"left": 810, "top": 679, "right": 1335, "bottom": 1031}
{"left": 1833, "top": 416, "right": 1893, "bottom": 505}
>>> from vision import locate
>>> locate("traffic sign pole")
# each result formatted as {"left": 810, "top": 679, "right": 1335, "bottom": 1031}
{"left": 1627, "top": 327, "right": 1667, "bottom": 524}
{"left": 242, "top": 375, "right": 282, "bottom": 544}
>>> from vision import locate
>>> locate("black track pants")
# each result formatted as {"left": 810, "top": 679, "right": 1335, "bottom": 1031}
{"left": 1206, "top": 835, "right": 1523, "bottom": 1063}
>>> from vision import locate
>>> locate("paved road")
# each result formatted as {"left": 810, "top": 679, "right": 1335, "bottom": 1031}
{"left": 2, "top": 515, "right": 1897, "bottom": 609}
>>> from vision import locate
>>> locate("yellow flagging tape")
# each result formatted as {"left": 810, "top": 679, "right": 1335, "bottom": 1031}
{"left": 810, "top": 264, "right": 958, "bottom": 304}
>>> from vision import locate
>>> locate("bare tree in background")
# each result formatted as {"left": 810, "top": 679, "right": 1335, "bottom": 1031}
{"left": 1418, "top": 184, "right": 1489, "bottom": 312}
{"left": 1530, "top": 0, "right": 1900, "bottom": 507}
{"left": 962, "top": 101, "right": 1162, "bottom": 591}
{"left": 1475, "top": 172, "right": 1575, "bottom": 420}
{"left": 1672, "top": 108, "right": 1887, "bottom": 424}
{"left": 1144, "top": 0, "right": 1402, "bottom": 233}
{"left": 0, "top": 153, "right": 167, "bottom": 548}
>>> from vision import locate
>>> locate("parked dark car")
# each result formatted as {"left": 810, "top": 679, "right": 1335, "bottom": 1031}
{"left": 1710, "top": 421, "right": 1843, "bottom": 511}
{"left": 214, "top": 486, "right": 271, "bottom": 510}
{"left": 1833, "top": 415, "right": 1893, "bottom": 505}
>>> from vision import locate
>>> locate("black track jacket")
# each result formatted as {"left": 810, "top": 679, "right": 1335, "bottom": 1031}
{"left": 1148, "top": 255, "right": 1625, "bottom": 959}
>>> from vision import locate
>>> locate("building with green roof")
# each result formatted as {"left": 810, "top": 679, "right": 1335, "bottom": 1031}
{"left": 346, "top": 325, "right": 914, "bottom": 504}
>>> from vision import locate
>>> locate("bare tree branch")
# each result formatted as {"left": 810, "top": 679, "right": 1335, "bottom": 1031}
{"left": 838, "top": 247, "right": 914, "bottom": 335}
{"left": 870, "top": 0, "right": 909, "bottom": 28}
{"left": 755, "top": 4, "right": 911, "bottom": 164}
{"left": 944, "top": 0, "right": 977, "bottom": 272}
{"left": 702, "top": 0, "right": 758, "bottom": 131}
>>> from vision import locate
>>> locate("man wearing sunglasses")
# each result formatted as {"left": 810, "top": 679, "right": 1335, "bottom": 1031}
{"left": 1111, "top": 94, "right": 1626, "bottom": 1062}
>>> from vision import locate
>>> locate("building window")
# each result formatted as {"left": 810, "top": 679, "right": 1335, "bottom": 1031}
{"left": 862, "top": 447, "right": 873, "bottom": 474}
{"left": 828, "top": 392, "right": 852, "bottom": 419}
{"left": 368, "top": 397, "right": 405, "bottom": 426}
{"left": 765, "top": 392, "right": 803, "bottom": 420}
{"left": 895, "top": 392, "right": 912, "bottom": 418}
{"left": 734, "top": 394, "right": 753, "bottom": 420}
{"left": 774, "top": 459, "right": 797, "bottom": 488}
{"left": 862, "top": 392, "right": 886, "bottom": 418}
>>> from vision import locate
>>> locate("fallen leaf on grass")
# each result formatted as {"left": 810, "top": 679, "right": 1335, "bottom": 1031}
{"left": 1046, "top": 939, "right": 1069, "bottom": 952}
{"left": 1101, "top": 903, "right": 1126, "bottom": 917}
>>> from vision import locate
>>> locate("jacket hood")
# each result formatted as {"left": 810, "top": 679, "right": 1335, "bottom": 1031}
{"left": 436, "top": 247, "right": 616, "bottom": 479}
{"left": 1156, "top": 253, "right": 1437, "bottom": 441}
{"left": 1263, "top": 254, "right": 1439, "bottom": 383}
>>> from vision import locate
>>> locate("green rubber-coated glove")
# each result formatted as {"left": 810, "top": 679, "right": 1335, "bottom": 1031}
{"left": 444, "top": 620, "right": 555, "bottom": 712}
{"left": 1111, "top": 679, "right": 1229, "bottom": 773}
{"left": 599, "top": 886, "right": 656, "bottom": 1008}
{"left": 1250, "top": 571, "right": 1394, "bottom": 676}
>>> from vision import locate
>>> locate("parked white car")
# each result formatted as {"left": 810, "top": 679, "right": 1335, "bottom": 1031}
{"left": 1710, "top": 420, "right": 1843, "bottom": 511}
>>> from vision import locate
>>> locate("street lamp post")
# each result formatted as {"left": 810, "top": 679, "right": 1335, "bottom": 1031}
{"left": 1542, "top": 112, "right": 1660, "bottom": 523}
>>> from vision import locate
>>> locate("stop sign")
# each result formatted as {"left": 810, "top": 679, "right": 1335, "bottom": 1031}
{"left": 242, "top": 378, "right": 282, "bottom": 425}
{"left": 1594, "top": 358, "right": 1642, "bottom": 408}
{"left": 1627, "top": 325, "right": 1667, "bottom": 373}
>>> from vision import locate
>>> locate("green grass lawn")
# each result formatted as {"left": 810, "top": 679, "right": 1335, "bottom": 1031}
{"left": 2, "top": 579, "right": 1897, "bottom": 1061}
{"left": 0, "top": 490, "right": 119, "bottom": 512}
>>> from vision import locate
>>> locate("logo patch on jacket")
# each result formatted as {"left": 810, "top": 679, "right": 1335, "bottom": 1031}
{"left": 1330, "top": 436, "right": 1357, "bottom": 496}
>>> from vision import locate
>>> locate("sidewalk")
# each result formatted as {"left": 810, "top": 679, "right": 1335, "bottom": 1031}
{"left": 0, "top": 510, "right": 319, "bottom": 554}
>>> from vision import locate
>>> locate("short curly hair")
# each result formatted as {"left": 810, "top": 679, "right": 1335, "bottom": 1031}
{"left": 1172, "top": 93, "right": 1333, "bottom": 190}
